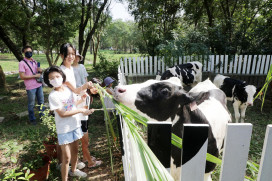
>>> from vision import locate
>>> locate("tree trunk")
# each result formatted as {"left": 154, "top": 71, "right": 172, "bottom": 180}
{"left": 0, "top": 25, "right": 23, "bottom": 61}
{"left": 81, "top": 0, "right": 108, "bottom": 64}
{"left": 0, "top": 65, "right": 6, "bottom": 90}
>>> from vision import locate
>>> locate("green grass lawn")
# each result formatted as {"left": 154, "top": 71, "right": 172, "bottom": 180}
{"left": 0, "top": 65, "right": 271, "bottom": 180}
{"left": 0, "top": 71, "right": 123, "bottom": 180}
{"left": 0, "top": 50, "right": 142, "bottom": 72}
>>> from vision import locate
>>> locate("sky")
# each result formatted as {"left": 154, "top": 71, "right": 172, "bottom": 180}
{"left": 109, "top": 0, "right": 134, "bottom": 21}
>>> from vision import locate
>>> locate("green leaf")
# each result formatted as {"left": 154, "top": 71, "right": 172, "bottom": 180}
{"left": 10, "top": 156, "right": 17, "bottom": 163}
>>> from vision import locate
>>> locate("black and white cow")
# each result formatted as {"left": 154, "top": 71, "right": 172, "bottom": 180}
{"left": 213, "top": 74, "right": 257, "bottom": 123}
{"left": 159, "top": 61, "right": 203, "bottom": 87}
{"left": 113, "top": 78, "right": 231, "bottom": 181}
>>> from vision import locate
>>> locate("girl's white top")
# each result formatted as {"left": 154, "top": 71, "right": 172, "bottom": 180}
{"left": 73, "top": 64, "right": 90, "bottom": 121}
{"left": 49, "top": 86, "right": 81, "bottom": 134}
{"left": 73, "top": 64, "right": 89, "bottom": 88}
{"left": 60, "top": 65, "right": 76, "bottom": 88}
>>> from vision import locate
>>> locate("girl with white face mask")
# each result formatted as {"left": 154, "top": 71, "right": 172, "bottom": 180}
{"left": 43, "top": 66, "right": 94, "bottom": 180}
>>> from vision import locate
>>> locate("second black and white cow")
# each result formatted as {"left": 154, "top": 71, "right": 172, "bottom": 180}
{"left": 113, "top": 78, "right": 231, "bottom": 181}
{"left": 213, "top": 74, "right": 257, "bottom": 123}
{"left": 160, "top": 61, "right": 203, "bottom": 87}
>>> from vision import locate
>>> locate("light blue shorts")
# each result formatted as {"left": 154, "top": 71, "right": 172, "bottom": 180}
{"left": 57, "top": 127, "right": 83, "bottom": 145}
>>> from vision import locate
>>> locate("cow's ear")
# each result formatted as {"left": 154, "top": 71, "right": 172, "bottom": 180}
{"left": 179, "top": 92, "right": 195, "bottom": 105}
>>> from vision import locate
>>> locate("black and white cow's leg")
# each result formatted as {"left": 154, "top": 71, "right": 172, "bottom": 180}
{"left": 240, "top": 104, "right": 248, "bottom": 123}
{"left": 233, "top": 101, "right": 241, "bottom": 123}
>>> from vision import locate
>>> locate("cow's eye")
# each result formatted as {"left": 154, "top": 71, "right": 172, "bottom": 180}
{"left": 160, "top": 87, "right": 170, "bottom": 96}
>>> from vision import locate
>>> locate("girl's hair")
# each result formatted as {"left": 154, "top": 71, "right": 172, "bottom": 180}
{"left": 43, "top": 66, "right": 66, "bottom": 88}
{"left": 60, "top": 43, "right": 76, "bottom": 64}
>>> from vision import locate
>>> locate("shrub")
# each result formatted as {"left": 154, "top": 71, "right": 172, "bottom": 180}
{"left": 93, "top": 53, "right": 119, "bottom": 80}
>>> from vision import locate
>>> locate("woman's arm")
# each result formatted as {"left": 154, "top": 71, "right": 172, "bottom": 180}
{"left": 65, "top": 81, "right": 90, "bottom": 94}
{"left": 55, "top": 107, "right": 93, "bottom": 117}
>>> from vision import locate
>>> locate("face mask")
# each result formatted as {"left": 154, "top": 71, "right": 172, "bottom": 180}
{"left": 49, "top": 77, "right": 63, "bottom": 88}
{"left": 25, "top": 52, "right": 33, "bottom": 58}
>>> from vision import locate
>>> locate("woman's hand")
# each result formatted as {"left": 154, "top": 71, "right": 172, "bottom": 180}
{"left": 80, "top": 108, "right": 94, "bottom": 115}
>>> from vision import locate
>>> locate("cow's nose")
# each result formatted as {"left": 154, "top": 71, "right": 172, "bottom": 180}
{"left": 247, "top": 103, "right": 253, "bottom": 106}
{"left": 117, "top": 87, "right": 126, "bottom": 94}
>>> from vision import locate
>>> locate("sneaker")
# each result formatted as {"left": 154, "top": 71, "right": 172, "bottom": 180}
{"left": 56, "top": 163, "right": 62, "bottom": 170}
{"left": 77, "top": 161, "right": 86, "bottom": 169}
{"left": 69, "top": 169, "right": 87, "bottom": 178}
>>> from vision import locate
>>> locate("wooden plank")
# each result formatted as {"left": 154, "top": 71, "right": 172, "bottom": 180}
{"left": 180, "top": 124, "right": 209, "bottom": 181}
{"left": 203, "top": 55, "right": 207, "bottom": 72}
{"left": 260, "top": 55, "right": 266, "bottom": 75}
{"left": 162, "top": 57, "right": 165, "bottom": 72}
{"left": 208, "top": 56, "right": 211, "bottom": 71}
{"left": 120, "top": 59, "right": 124, "bottom": 75}
{"left": 242, "top": 55, "right": 248, "bottom": 74}
{"left": 257, "top": 125, "right": 272, "bottom": 181}
{"left": 251, "top": 55, "right": 258, "bottom": 74}
{"left": 224, "top": 55, "right": 228, "bottom": 74}
{"left": 141, "top": 57, "right": 144, "bottom": 75}
{"left": 264, "top": 55, "right": 271, "bottom": 74}
{"left": 247, "top": 55, "right": 252, "bottom": 74}
{"left": 124, "top": 58, "right": 128, "bottom": 76}
{"left": 149, "top": 56, "right": 153, "bottom": 75}
{"left": 215, "top": 55, "right": 219, "bottom": 73}
{"left": 220, "top": 55, "right": 224, "bottom": 74}
{"left": 137, "top": 57, "right": 141, "bottom": 75}
{"left": 128, "top": 57, "right": 132, "bottom": 76}
{"left": 233, "top": 55, "right": 238, "bottom": 74}
{"left": 255, "top": 55, "right": 262, "bottom": 74}
{"left": 237, "top": 55, "right": 243, "bottom": 74}
{"left": 145, "top": 57, "right": 148, "bottom": 75}
{"left": 220, "top": 123, "right": 252, "bottom": 181}
{"left": 154, "top": 56, "right": 158, "bottom": 74}
{"left": 179, "top": 56, "right": 182, "bottom": 64}
{"left": 184, "top": 56, "right": 187, "bottom": 63}
{"left": 133, "top": 57, "right": 137, "bottom": 75}
{"left": 229, "top": 56, "right": 234, "bottom": 74}
{"left": 211, "top": 55, "right": 215, "bottom": 72}
{"left": 148, "top": 121, "right": 172, "bottom": 170}
{"left": 158, "top": 57, "right": 161, "bottom": 72}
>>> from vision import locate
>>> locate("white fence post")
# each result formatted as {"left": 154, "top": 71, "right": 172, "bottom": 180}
{"left": 180, "top": 124, "right": 209, "bottom": 181}
{"left": 220, "top": 123, "right": 252, "bottom": 181}
{"left": 257, "top": 125, "right": 272, "bottom": 181}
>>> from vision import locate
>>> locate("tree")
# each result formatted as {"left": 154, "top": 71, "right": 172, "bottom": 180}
{"left": 91, "top": 12, "right": 111, "bottom": 66}
{"left": 77, "top": 0, "right": 111, "bottom": 64}
{"left": 34, "top": 0, "right": 80, "bottom": 66}
{"left": 0, "top": 0, "right": 37, "bottom": 61}
{"left": 127, "top": 0, "right": 183, "bottom": 55}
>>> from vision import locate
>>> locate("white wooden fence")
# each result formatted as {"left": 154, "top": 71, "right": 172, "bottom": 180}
{"left": 118, "top": 116, "right": 272, "bottom": 181}
{"left": 119, "top": 55, "right": 272, "bottom": 77}
{"left": 116, "top": 55, "right": 272, "bottom": 180}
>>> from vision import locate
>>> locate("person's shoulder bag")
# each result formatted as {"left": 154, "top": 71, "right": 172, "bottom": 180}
{"left": 23, "top": 60, "right": 43, "bottom": 83}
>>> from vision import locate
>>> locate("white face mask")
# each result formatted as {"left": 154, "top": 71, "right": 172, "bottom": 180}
{"left": 49, "top": 77, "right": 63, "bottom": 88}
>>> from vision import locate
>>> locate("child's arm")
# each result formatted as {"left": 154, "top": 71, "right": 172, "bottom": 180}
{"left": 106, "top": 88, "right": 113, "bottom": 95}
{"left": 55, "top": 108, "right": 93, "bottom": 118}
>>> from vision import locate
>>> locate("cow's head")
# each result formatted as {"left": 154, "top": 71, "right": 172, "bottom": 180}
{"left": 160, "top": 70, "right": 174, "bottom": 80}
{"left": 245, "top": 85, "right": 257, "bottom": 106}
{"left": 113, "top": 77, "right": 194, "bottom": 121}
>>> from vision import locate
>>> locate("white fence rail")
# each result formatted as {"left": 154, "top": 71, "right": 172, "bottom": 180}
{"left": 119, "top": 116, "right": 272, "bottom": 181}
{"left": 119, "top": 55, "right": 272, "bottom": 76}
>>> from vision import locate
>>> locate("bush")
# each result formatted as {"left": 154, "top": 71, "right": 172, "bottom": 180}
{"left": 93, "top": 53, "right": 119, "bottom": 80}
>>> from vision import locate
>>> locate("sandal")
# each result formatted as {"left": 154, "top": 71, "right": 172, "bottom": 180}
{"left": 83, "top": 156, "right": 96, "bottom": 163}
{"left": 91, "top": 156, "right": 96, "bottom": 161}
{"left": 88, "top": 160, "right": 102, "bottom": 168}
